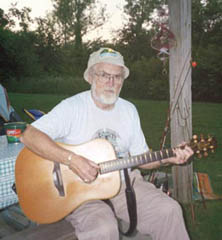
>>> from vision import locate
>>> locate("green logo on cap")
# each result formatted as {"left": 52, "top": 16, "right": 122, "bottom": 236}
{"left": 100, "top": 48, "right": 118, "bottom": 57}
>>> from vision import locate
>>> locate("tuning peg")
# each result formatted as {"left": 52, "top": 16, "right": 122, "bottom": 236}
{"left": 203, "top": 152, "right": 208, "bottom": 157}
{"left": 193, "top": 135, "right": 198, "bottom": 139}
{"left": 196, "top": 149, "right": 200, "bottom": 154}
{"left": 200, "top": 137, "right": 205, "bottom": 143}
{"left": 191, "top": 134, "right": 217, "bottom": 158}
{"left": 207, "top": 136, "right": 212, "bottom": 142}
{"left": 203, "top": 147, "right": 207, "bottom": 152}
{"left": 196, "top": 150, "right": 202, "bottom": 158}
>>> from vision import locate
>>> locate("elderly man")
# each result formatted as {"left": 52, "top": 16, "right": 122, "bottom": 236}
{"left": 20, "top": 48, "right": 193, "bottom": 240}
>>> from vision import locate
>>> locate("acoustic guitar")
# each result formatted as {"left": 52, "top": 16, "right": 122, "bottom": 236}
{"left": 15, "top": 135, "right": 216, "bottom": 224}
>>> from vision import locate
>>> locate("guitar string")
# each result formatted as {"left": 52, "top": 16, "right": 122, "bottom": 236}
{"left": 99, "top": 149, "right": 175, "bottom": 174}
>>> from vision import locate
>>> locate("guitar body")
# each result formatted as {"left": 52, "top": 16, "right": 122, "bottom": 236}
{"left": 15, "top": 138, "right": 120, "bottom": 224}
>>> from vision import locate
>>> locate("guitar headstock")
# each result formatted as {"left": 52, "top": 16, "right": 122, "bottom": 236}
{"left": 190, "top": 134, "right": 217, "bottom": 158}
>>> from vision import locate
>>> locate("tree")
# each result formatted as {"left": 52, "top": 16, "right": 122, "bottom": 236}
{"left": 7, "top": 4, "right": 33, "bottom": 32}
{"left": 0, "top": 9, "right": 9, "bottom": 29}
{"left": 192, "top": 0, "right": 222, "bottom": 102}
{"left": 35, "top": 15, "right": 62, "bottom": 74}
{"left": 0, "top": 7, "right": 18, "bottom": 30}
{"left": 0, "top": 6, "right": 42, "bottom": 82}
{"left": 51, "top": 0, "right": 106, "bottom": 49}
{"left": 0, "top": 28, "right": 42, "bottom": 81}
{"left": 116, "top": 0, "right": 163, "bottom": 61}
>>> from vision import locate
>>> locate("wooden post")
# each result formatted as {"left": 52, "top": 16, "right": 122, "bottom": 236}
{"left": 169, "top": 0, "right": 193, "bottom": 203}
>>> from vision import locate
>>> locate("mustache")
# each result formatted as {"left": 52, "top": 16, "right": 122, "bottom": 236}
{"left": 104, "top": 88, "right": 115, "bottom": 91}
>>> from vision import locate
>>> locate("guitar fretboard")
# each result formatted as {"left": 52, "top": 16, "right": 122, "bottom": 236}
{"left": 99, "top": 148, "right": 175, "bottom": 174}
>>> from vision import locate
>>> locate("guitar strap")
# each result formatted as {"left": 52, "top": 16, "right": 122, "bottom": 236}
{"left": 122, "top": 169, "right": 138, "bottom": 236}
{"left": 105, "top": 169, "right": 137, "bottom": 236}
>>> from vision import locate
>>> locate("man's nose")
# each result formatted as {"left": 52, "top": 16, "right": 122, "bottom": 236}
{"left": 106, "top": 76, "right": 115, "bottom": 86}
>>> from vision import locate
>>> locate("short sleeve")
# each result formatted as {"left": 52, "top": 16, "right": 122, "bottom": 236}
{"left": 31, "top": 100, "right": 74, "bottom": 140}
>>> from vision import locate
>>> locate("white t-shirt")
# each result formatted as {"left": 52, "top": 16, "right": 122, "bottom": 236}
{"left": 32, "top": 90, "right": 149, "bottom": 158}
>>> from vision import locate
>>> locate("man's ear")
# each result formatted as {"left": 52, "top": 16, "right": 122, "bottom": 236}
{"left": 87, "top": 73, "right": 93, "bottom": 85}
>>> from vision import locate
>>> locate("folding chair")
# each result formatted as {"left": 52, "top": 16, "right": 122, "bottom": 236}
{"left": 23, "top": 109, "right": 45, "bottom": 121}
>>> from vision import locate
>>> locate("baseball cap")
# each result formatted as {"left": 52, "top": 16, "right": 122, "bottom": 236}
{"left": 83, "top": 48, "right": 130, "bottom": 82}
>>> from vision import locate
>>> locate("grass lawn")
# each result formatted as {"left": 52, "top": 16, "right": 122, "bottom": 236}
{"left": 9, "top": 92, "right": 222, "bottom": 240}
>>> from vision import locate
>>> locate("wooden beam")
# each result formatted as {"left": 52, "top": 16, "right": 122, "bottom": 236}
{"left": 169, "top": 0, "right": 193, "bottom": 203}
{"left": 1, "top": 218, "right": 150, "bottom": 240}
{"left": 1, "top": 219, "right": 77, "bottom": 240}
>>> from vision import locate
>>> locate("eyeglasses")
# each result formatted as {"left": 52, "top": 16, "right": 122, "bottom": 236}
{"left": 94, "top": 71, "right": 124, "bottom": 84}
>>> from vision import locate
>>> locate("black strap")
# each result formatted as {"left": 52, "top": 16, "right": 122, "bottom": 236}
{"left": 105, "top": 169, "right": 137, "bottom": 236}
{"left": 122, "top": 169, "right": 137, "bottom": 236}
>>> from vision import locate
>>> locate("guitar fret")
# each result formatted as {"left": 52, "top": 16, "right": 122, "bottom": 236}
{"left": 123, "top": 159, "right": 126, "bottom": 166}
{"left": 169, "top": 149, "right": 175, "bottom": 158}
{"left": 135, "top": 156, "right": 138, "bottom": 164}
{"left": 133, "top": 157, "right": 137, "bottom": 166}
{"left": 162, "top": 150, "right": 168, "bottom": 159}
{"left": 113, "top": 160, "right": 120, "bottom": 171}
{"left": 156, "top": 151, "right": 161, "bottom": 161}
{"left": 100, "top": 163, "right": 106, "bottom": 174}
{"left": 154, "top": 152, "right": 158, "bottom": 160}
{"left": 121, "top": 158, "right": 129, "bottom": 169}
{"left": 138, "top": 155, "right": 142, "bottom": 164}
{"left": 140, "top": 155, "right": 143, "bottom": 164}
{"left": 145, "top": 153, "right": 151, "bottom": 163}
{"left": 110, "top": 161, "right": 114, "bottom": 169}
{"left": 144, "top": 153, "right": 147, "bottom": 162}
{"left": 140, "top": 155, "right": 145, "bottom": 164}
{"left": 166, "top": 149, "right": 169, "bottom": 158}
{"left": 128, "top": 159, "right": 132, "bottom": 167}
{"left": 140, "top": 155, "right": 144, "bottom": 164}
{"left": 105, "top": 162, "right": 110, "bottom": 171}
{"left": 151, "top": 152, "right": 157, "bottom": 161}
{"left": 118, "top": 159, "right": 124, "bottom": 169}
{"left": 149, "top": 152, "right": 153, "bottom": 162}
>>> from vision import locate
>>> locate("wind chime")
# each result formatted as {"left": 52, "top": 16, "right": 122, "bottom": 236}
{"left": 151, "top": 6, "right": 176, "bottom": 75}
{"left": 151, "top": 6, "right": 179, "bottom": 152}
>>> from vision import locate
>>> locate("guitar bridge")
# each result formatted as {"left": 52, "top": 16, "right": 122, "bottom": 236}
{"left": 53, "top": 162, "right": 65, "bottom": 197}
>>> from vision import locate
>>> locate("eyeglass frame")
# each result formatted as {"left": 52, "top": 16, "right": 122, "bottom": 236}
{"left": 92, "top": 70, "right": 124, "bottom": 84}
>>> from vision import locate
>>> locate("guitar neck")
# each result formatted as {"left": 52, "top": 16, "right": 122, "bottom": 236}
{"left": 99, "top": 148, "right": 176, "bottom": 174}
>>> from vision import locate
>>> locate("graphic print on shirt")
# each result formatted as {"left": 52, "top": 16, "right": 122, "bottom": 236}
{"left": 92, "top": 128, "right": 129, "bottom": 159}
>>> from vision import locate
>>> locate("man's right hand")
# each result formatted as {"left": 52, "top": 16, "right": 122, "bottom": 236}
{"left": 68, "top": 154, "right": 100, "bottom": 183}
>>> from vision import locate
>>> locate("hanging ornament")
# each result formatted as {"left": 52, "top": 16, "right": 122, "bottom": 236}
{"left": 192, "top": 61, "right": 197, "bottom": 68}
{"left": 151, "top": 6, "right": 176, "bottom": 75}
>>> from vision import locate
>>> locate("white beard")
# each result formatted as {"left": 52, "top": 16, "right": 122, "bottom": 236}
{"left": 91, "top": 82, "right": 120, "bottom": 105}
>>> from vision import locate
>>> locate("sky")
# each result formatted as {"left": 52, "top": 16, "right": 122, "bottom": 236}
{"left": 0, "top": 0, "right": 126, "bottom": 41}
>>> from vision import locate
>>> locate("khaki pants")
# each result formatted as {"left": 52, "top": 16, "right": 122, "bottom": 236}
{"left": 66, "top": 170, "right": 190, "bottom": 240}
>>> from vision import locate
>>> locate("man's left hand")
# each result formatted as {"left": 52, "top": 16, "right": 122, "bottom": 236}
{"left": 169, "top": 143, "right": 194, "bottom": 165}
